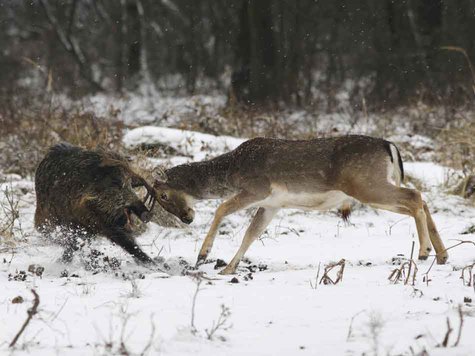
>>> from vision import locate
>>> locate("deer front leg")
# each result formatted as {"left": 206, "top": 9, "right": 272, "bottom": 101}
{"left": 196, "top": 191, "right": 263, "bottom": 266}
{"left": 220, "top": 207, "right": 278, "bottom": 275}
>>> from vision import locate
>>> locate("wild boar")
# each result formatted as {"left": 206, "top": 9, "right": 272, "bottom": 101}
{"left": 34, "top": 143, "right": 157, "bottom": 266}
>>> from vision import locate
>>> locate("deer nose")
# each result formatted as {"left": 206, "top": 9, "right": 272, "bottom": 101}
{"left": 181, "top": 215, "right": 193, "bottom": 224}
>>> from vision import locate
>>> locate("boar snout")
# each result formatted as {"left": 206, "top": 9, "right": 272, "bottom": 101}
{"left": 127, "top": 200, "right": 152, "bottom": 223}
{"left": 140, "top": 211, "right": 152, "bottom": 222}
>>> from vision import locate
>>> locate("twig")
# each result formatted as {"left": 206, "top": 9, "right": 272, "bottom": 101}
{"left": 423, "top": 240, "right": 475, "bottom": 286}
{"left": 440, "top": 317, "right": 453, "bottom": 347}
{"left": 185, "top": 270, "right": 220, "bottom": 281}
{"left": 319, "top": 259, "right": 345, "bottom": 285}
{"left": 190, "top": 275, "right": 203, "bottom": 333}
{"left": 387, "top": 217, "right": 408, "bottom": 236}
{"left": 309, "top": 262, "right": 321, "bottom": 290}
{"left": 405, "top": 241, "right": 417, "bottom": 285}
{"left": 422, "top": 257, "right": 437, "bottom": 286}
{"left": 205, "top": 304, "right": 231, "bottom": 340}
{"left": 388, "top": 242, "right": 418, "bottom": 286}
{"left": 347, "top": 309, "right": 366, "bottom": 341}
{"left": 461, "top": 263, "right": 474, "bottom": 287}
{"left": 140, "top": 315, "right": 156, "bottom": 356}
{"left": 9, "top": 289, "right": 40, "bottom": 348}
{"left": 50, "top": 298, "right": 68, "bottom": 322}
{"left": 453, "top": 305, "right": 464, "bottom": 347}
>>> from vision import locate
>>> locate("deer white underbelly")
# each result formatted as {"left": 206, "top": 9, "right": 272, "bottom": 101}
{"left": 255, "top": 184, "right": 352, "bottom": 211}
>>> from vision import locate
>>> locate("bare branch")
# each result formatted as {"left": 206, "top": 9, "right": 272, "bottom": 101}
{"left": 461, "top": 263, "right": 475, "bottom": 287}
{"left": 453, "top": 305, "right": 464, "bottom": 347}
{"left": 39, "top": 0, "right": 104, "bottom": 92}
{"left": 9, "top": 289, "right": 40, "bottom": 348}
{"left": 67, "top": 0, "right": 78, "bottom": 38}
{"left": 439, "top": 317, "right": 453, "bottom": 348}
{"left": 440, "top": 46, "right": 475, "bottom": 95}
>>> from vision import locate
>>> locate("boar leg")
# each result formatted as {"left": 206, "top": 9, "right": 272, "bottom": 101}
{"left": 61, "top": 244, "right": 79, "bottom": 263}
{"left": 107, "top": 229, "right": 155, "bottom": 265}
{"left": 59, "top": 231, "right": 91, "bottom": 263}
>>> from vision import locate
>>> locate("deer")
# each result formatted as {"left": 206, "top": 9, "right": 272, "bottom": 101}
{"left": 153, "top": 135, "right": 448, "bottom": 275}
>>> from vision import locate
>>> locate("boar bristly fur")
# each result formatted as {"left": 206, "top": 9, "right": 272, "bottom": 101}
{"left": 35, "top": 143, "right": 155, "bottom": 265}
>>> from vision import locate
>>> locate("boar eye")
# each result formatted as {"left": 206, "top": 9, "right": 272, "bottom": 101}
{"left": 160, "top": 193, "right": 169, "bottom": 201}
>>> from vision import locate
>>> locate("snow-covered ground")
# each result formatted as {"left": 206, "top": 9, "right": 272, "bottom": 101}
{"left": 1, "top": 127, "right": 474, "bottom": 355}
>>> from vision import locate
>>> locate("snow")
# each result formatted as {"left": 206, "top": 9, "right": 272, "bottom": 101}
{"left": 56, "top": 92, "right": 227, "bottom": 126}
{"left": 1, "top": 128, "right": 475, "bottom": 355}
{"left": 123, "top": 126, "right": 244, "bottom": 161}
{"left": 405, "top": 162, "right": 460, "bottom": 189}
{"left": 388, "top": 134, "right": 435, "bottom": 150}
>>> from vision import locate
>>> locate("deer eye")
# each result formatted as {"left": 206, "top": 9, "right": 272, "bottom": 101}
{"left": 160, "top": 193, "right": 169, "bottom": 201}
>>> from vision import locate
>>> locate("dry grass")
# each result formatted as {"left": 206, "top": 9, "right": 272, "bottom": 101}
{"left": 436, "top": 48, "right": 475, "bottom": 177}
{"left": 174, "top": 102, "right": 311, "bottom": 140}
{"left": 437, "top": 121, "right": 475, "bottom": 201}
{"left": 0, "top": 184, "right": 25, "bottom": 247}
{"left": 319, "top": 259, "right": 346, "bottom": 285}
{"left": 403, "top": 173, "right": 427, "bottom": 192}
{"left": 388, "top": 242, "right": 418, "bottom": 286}
{"left": 0, "top": 103, "right": 124, "bottom": 177}
{"left": 438, "top": 122, "right": 475, "bottom": 174}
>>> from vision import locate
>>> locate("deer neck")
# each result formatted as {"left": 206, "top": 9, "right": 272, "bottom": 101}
{"left": 166, "top": 156, "right": 237, "bottom": 200}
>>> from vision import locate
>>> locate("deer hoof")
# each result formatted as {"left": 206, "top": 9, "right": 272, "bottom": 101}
{"left": 195, "top": 255, "right": 207, "bottom": 268}
{"left": 436, "top": 253, "right": 448, "bottom": 265}
{"left": 219, "top": 265, "right": 236, "bottom": 275}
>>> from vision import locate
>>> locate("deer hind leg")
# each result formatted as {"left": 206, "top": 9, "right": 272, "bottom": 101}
{"left": 196, "top": 190, "right": 265, "bottom": 265}
{"left": 422, "top": 201, "right": 448, "bottom": 264}
{"left": 220, "top": 207, "right": 278, "bottom": 275}
{"left": 351, "top": 184, "right": 443, "bottom": 262}
{"left": 377, "top": 201, "right": 447, "bottom": 263}
{"left": 390, "top": 190, "right": 448, "bottom": 262}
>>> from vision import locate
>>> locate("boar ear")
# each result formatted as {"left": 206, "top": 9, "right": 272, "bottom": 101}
{"left": 153, "top": 180, "right": 168, "bottom": 190}
{"left": 77, "top": 194, "right": 97, "bottom": 209}
{"left": 99, "top": 157, "right": 126, "bottom": 168}
{"left": 152, "top": 167, "right": 167, "bottom": 181}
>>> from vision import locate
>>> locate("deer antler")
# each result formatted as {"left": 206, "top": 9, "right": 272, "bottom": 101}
{"left": 130, "top": 172, "right": 157, "bottom": 212}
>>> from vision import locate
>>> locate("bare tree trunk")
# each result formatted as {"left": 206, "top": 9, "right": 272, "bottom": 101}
{"left": 126, "top": 0, "right": 141, "bottom": 79}
{"left": 231, "top": 0, "right": 278, "bottom": 106}
{"left": 117, "top": 0, "right": 127, "bottom": 92}
{"left": 248, "top": 0, "right": 277, "bottom": 103}
{"left": 230, "top": 0, "right": 251, "bottom": 103}
{"left": 136, "top": 0, "right": 152, "bottom": 87}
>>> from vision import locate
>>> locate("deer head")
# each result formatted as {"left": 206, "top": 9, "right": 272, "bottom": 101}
{"left": 153, "top": 180, "right": 195, "bottom": 224}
